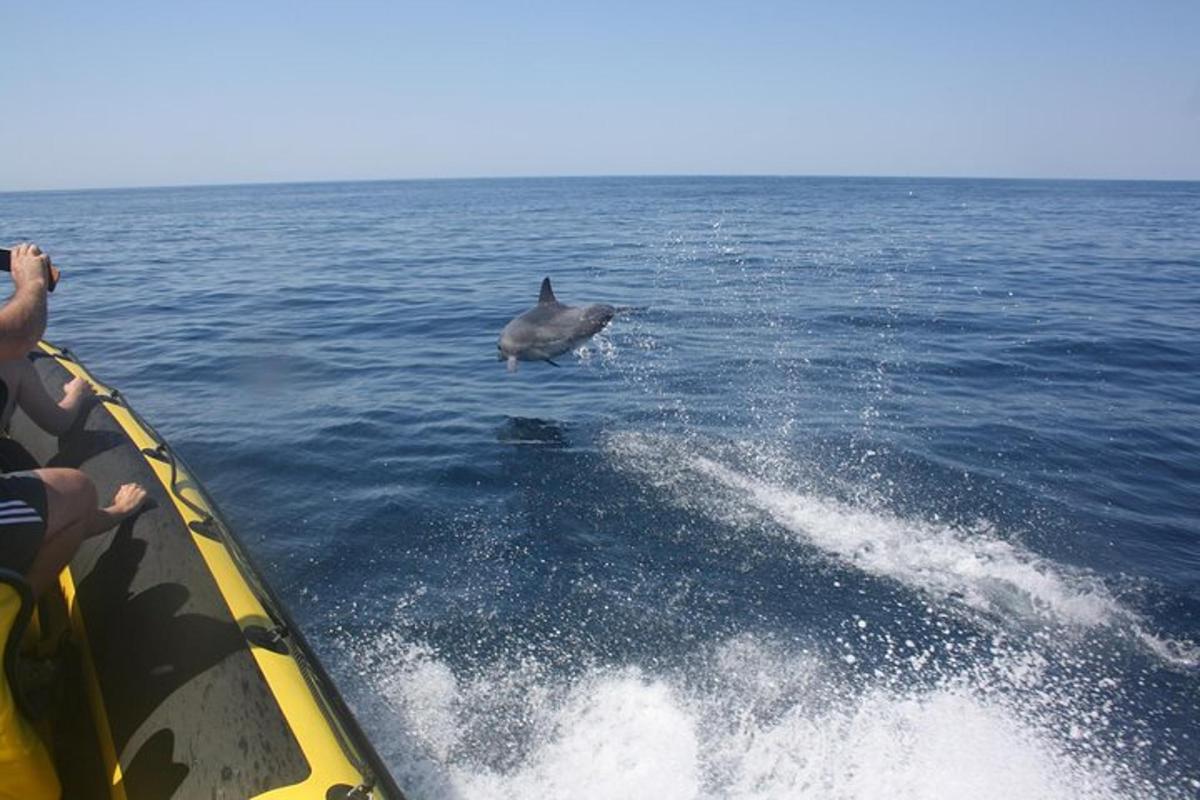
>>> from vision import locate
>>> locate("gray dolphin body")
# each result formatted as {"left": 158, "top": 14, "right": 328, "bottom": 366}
{"left": 498, "top": 278, "right": 616, "bottom": 371}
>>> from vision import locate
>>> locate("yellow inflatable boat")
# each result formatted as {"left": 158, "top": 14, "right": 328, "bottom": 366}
{"left": 0, "top": 342, "right": 403, "bottom": 799}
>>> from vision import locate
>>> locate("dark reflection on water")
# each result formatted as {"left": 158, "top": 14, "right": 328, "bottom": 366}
{"left": 496, "top": 417, "right": 569, "bottom": 447}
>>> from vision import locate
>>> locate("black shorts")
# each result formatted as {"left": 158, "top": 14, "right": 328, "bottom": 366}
{"left": 0, "top": 472, "right": 48, "bottom": 575}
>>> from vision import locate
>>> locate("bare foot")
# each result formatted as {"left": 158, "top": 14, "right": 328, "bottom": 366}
{"left": 105, "top": 483, "right": 148, "bottom": 519}
{"left": 61, "top": 376, "right": 96, "bottom": 408}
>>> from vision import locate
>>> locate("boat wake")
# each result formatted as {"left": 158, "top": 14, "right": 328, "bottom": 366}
{"left": 338, "top": 429, "right": 1198, "bottom": 798}
{"left": 347, "top": 631, "right": 1192, "bottom": 800}
{"left": 603, "top": 432, "right": 1198, "bottom": 670}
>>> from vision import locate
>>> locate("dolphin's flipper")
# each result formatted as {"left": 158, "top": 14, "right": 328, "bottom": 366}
{"left": 544, "top": 359, "right": 560, "bottom": 367}
{"left": 507, "top": 356, "right": 520, "bottom": 373}
{"left": 539, "top": 277, "right": 557, "bottom": 305}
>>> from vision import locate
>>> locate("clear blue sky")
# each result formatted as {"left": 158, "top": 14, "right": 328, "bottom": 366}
{"left": 3, "top": 0, "right": 1198, "bottom": 190}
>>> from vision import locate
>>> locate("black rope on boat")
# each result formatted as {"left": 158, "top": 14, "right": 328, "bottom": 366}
{"left": 140, "top": 443, "right": 213, "bottom": 524}
{"left": 327, "top": 781, "right": 376, "bottom": 800}
{"left": 244, "top": 623, "right": 291, "bottom": 655}
{"left": 188, "top": 518, "right": 219, "bottom": 538}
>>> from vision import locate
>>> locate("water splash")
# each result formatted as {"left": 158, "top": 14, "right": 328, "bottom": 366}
{"left": 345, "top": 627, "right": 1192, "bottom": 799}
{"left": 604, "top": 431, "right": 1198, "bottom": 670}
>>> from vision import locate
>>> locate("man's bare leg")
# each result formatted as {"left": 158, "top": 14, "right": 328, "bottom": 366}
{"left": 23, "top": 468, "right": 148, "bottom": 597}
{"left": 85, "top": 483, "right": 147, "bottom": 536}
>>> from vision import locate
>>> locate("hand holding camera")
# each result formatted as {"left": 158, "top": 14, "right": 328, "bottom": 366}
{"left": 1, "top": 244, "right": 61, "bottom": 292}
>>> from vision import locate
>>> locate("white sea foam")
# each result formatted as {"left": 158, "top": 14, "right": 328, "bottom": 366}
{"left": 345, "top": 431, "right": 1196, "bottom": 797}
{"left": 603, "top": 432, "right": 1198, "bottom": 669}
{"left": 461, "top": 673, "right": 701, "bottom": 800}
{"left": 349, "top": 631, "right": 1186, "bottom": 800}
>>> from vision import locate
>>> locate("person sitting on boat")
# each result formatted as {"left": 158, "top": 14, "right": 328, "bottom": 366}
{"left": 0, "top": 242, "right": 147, "bottom": 599}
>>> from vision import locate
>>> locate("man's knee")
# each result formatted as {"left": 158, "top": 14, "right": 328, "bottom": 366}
{"left": 68, "top": 470, "right": 96, "bottom": 505}
{"left": 35, "top": 468, "right": 98, "bottom": 530}
{"left": 51, "top": 468, "right": 97, "bottom": 504}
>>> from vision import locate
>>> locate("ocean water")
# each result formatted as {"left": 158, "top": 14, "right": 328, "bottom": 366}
{"left": 2, "top": 176, "right": 1198, "bottom": 798}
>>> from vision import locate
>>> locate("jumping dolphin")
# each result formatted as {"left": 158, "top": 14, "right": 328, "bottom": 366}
{"left": 498, "top": 278, "right": 616, "bottom": 371}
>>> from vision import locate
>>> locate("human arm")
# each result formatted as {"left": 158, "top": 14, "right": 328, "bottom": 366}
{"left": 0, "top": 243, "right": 50, "bottom": 360}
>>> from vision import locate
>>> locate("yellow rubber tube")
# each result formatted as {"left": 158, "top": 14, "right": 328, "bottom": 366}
{"left": 0, "top": 583, "right": 60, "bottom": 800}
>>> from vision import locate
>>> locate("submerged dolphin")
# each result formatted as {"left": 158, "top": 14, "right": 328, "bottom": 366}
{"left": 498, "top": 278, "right": 616, "bottom": 371}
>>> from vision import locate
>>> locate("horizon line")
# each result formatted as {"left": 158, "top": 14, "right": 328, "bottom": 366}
{"left": 3, "top": 170, "right": 1199, "bottom": 196}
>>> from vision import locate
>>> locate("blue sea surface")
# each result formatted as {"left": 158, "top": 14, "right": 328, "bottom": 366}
{"left": 2, "top": 176, "right": 1198, "bottom": 798}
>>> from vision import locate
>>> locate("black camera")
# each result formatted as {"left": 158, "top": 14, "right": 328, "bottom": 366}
{"left": 0, "top": 248, "right": 61, "bottom": 292}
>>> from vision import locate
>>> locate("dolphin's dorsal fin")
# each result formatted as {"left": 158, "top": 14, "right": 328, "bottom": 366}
{"left": 538, "top": 277, "right": 557, "bottom": 305}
